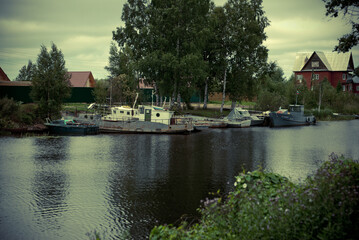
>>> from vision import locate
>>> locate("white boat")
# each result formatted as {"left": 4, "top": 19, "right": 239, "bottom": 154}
{"left": 99, "top": 105, "right": 193, "bottom": 134}
{"left": 225, "top": 107, "right": 264, "bottom": 126}
{"left": 225, "top": 119, "right": 251, "bottom": 128}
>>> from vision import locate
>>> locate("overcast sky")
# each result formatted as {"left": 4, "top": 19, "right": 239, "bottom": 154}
{"left": 0, "top": 0, "right": 358, "bottom": 81}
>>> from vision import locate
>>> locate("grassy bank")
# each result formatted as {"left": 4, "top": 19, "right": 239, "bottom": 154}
{"left": 150, "top": 154, "right": 359, "bottom": 239}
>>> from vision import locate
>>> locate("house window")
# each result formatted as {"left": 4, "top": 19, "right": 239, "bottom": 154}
{"left": 356, "top": 86, "right": 359, "bottom": 92}
{"left": 312, "top": 74, "right": 319, "bottom": 80}
{"left": 343, "top": 85, "right": 346, "bottom": 91}
{"left": 311, "top": 61, "right": 319, "bottom": 68}
{"left": 342, "top": 73, "right": 346, "bottom": 80}
{"left": 349, "top": 84, "right": 352, "bottom": 91}
{"left": 297, "top": 75, "right": 303, "bottom": 80}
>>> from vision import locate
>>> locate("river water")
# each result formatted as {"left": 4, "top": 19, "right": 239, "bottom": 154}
{"left": 0, "top": 120, "right": 358, "bottom": 239}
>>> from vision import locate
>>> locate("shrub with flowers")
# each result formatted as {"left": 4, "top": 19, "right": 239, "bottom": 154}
{"left": 150, "top": 153, "right": 359, "bottom": 239}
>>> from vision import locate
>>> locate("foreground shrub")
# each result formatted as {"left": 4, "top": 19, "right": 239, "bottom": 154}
{"left": 150, "top": 154, "right": 359, "bottom": 239}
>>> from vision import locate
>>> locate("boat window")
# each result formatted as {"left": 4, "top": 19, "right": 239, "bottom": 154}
{"left": 113, "top": 110, "right": 116, "bottom": 114}
{"left": 290, "top": 106, "right": 301, "bottom": 112}
{"left": 140, "top": 107, "right": 144, "bottom": 114}
{"left": 120, "top": 111, "right": 124, "bottom": 114}
{"left": 127, "top": 111, "right": 130, "bottom": 115}
{"left": 156, "top": 113, "right": 160, "bottom": 117}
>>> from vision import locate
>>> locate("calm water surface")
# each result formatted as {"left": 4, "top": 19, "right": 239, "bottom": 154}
{"left": 0, "top": 120, "right": 358, "bottom": 239}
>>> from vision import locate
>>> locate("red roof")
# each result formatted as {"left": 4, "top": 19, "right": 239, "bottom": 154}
{"left": 0, "top": 80, "right": 32, "bottom": 86}
{"left": 68, "top": 71, "right": 96, "bottom": 87}
{"left": 139, "top": 78, "right": 154, "bottom": 89}
{"left": 0, "top": 67, "right": 11, "bottom": 81}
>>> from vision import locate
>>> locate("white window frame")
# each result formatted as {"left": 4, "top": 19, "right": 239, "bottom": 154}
{"left": 342, "top": 73, "right": 346, "bottom": 80}
{"left": 343, "top": 85, "right": 346, "bottom": 91}
{"left": 356, "top": 86, "right": 359, "bottom": 92}
{"left": 312, "top": 74, "right": 319, "bottom": 80}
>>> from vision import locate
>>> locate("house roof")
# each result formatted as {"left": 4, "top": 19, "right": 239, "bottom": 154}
{"left": 139, "top": 78, "right": 154, "bottom": 89}
{"left": 0, "top": 71, "right": 96, "bottom": 87}
{"left": 293, "top": 51, "right": 354, "bottom": 72}
{"left": 0, "top": 67, "right": 11, "bottom": 81}
{"left": 68, "top": 71, "right": 95, "bottom": 87}
{"left": 0, "top": 80, "right": 31, "bottom": 86}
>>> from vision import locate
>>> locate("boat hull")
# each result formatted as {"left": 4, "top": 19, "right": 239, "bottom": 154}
{"left": 45, "top": 124, "right": 99, "bottom": 135}
{"left": 98, "top": 119, "right": 193, "bottom": 134}
{"left": 226, "top": 119, "right": 251, "bottom": 128}
{"left": 269, "top": 112, "right": 316, "bottom": 127}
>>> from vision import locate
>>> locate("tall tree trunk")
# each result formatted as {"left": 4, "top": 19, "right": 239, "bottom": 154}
{"left": 203, "top": 77, "right": 208, "bottom": 110}
{"left": 154, "top": 83, "right": 159, "bottom": 106}
{"left": 220, "top": 69, "right": 227, "bottom": 113}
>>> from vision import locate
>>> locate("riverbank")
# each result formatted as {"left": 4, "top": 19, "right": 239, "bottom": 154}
{"left": 1, "top": 101, "right": 358, "bottom": 136}
{"left": 150, "top": 154, "right": 359, "bottom": 239}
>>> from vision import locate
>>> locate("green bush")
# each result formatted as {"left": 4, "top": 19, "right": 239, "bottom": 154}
{"left": 0, "top": 98, "right": 42, "bottom": 128}
{"left": 312, "top": 108, "right": 333, "bottom": 120}
{"left": 0, "top": 97, "right": 20, "bottom": 119}
{"left": 150, "top": 154, "right": 359, "bottom": 239}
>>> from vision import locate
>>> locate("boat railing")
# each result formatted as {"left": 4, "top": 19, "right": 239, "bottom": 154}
{"left": 170, "top": 117, "right": 193, "bottom": 126}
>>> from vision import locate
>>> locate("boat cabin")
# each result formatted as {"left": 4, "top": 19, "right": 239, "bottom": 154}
{"left": 289, "top": 105, "right": 304, "bottom": 113}
{"left": 102, "top": 105, "right": 174, "bottom": 124}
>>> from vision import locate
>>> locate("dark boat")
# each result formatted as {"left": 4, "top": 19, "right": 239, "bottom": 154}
{"left": 269, "top": 105, "right": 316, "bottom": 127}
{"left": 45, "top": 119, "right": 99, "bottom": 135}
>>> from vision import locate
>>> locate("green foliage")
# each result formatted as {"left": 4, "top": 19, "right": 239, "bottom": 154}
{"left": 256, "top": 62, "right": 288, "bottom": 110}
{"left": 92, "top": 80, "right": 108, "bottom": 105}
{"left": 224, "top": 0, "right": 269, "bottom": 102}
{"left": 111, "top": 74, "right": 137, "bottom": 104}
{"left": 256, "top": 90, "right": 288, "bottom": 111}
{"left": 312, "top": 108, "right": 334, "bottom": 120}
{"left": 322, "top": 0, "right": 359, "bottom": 52}
{"left": 0, "top": 97, "right": 40, "bottom": 128}
{"left": 15, "top": 60, "right": 36, "bottom": 81}
{"left": 30, "top": 43, "right": 71, "bottom": 119}
{"left": 150, "top": 154, "right": 359, "bottom": 239}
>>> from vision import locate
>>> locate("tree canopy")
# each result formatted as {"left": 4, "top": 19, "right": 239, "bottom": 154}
{"left": 30, "top": 43, "right": 71, "bottom": 119}
{"left": 15, "top": 60, "right": 36, "bottom": 81}
{"left": 109, "top": 0, "right": 269, "bottom": 108}
{"left": 322, "top": 0, "right": 359, "bottom": 52}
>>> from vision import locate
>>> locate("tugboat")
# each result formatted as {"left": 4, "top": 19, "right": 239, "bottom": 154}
{"left": 269, "top": 105, "right": 316, "bottom": 127}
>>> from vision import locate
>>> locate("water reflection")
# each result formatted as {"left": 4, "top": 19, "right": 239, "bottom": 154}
{"left": 0, "top": 121, "right": 358, "bottom": 240}
{"left": 31, "top": 137, "right": 69, "bottom": 234}
{"left": 106, "top": 135, "right": 171, "bottom": 239}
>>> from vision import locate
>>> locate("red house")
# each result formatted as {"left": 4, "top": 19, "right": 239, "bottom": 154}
{"left": 293, "top": 51, "right": 355, "bottom": 92}
{"left": 0, "top": 67, "right": 11, "bottom": 82}
{"left": 68, "top": 71, "right": 96, "bottom": 88}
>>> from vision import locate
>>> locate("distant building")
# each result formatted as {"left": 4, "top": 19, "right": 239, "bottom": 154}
{"left": 0, "top": 67, "right": 11, "bottom": 82}
{"left": 68, "top": 71, "right": 96, "bottom": 88}
{"left": 293, "top": 51, "right": 355, "bottom": 92}
{"left": 0, "top": 71, "right": 96, "bottom": 103}
{"left": 347, "top": 75, "right": 359, "bottom": 96}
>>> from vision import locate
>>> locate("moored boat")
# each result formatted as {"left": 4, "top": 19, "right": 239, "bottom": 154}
{"left": 225, "top": 119, "right": 251, "bottom": 128}
{"left": 269, "top": 105, "right": 316, "bottom": 127}
{"left": 96, "top": 105, "right": 193, "bottom": 134}
{"left": 225, "top": 107, "right": 264, "bottom": 127}
{"left": 45, "top": 119, "right": 99, "bottom": 135}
